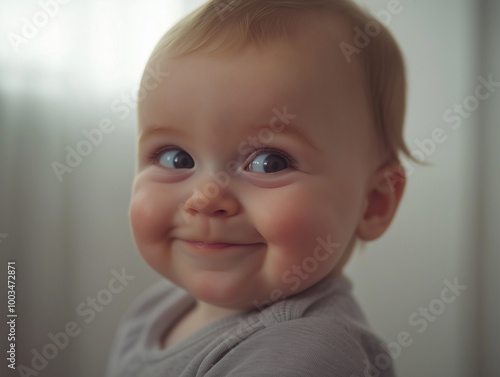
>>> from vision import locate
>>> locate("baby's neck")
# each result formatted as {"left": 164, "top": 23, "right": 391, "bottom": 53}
{"left": 162, "top": 302, "right": 242, "bottom": 349}
{"left": 196, "top": 301, "right": 243, "bottom": 322}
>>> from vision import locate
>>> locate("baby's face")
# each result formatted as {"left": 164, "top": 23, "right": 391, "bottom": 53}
{"left": 130, "top": 19, "right": 380, "bottom": 310}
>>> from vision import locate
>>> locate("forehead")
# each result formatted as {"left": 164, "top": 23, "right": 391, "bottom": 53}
{"left": 138, "top": 13, "right": 367, "bottom": 143}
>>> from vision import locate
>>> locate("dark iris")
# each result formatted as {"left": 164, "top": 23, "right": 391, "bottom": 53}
{"left": 263, "top": 154, "right": 288, "bottom": 173}
{"left": 173, "top": 151, "right": 195, "bottom": 169}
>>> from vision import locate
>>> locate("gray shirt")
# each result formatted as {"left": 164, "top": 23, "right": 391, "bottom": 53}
{"left": 105, "top": 276, "right": 396, "bottom": 377}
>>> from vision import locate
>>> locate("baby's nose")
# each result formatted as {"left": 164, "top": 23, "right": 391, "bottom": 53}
{"left": 184, "top": 175, "right": 239, "bottom": 217}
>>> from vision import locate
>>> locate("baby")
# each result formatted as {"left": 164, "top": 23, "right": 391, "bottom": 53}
{"left": 106, "top": 0, "right": 409, "bottom": 376}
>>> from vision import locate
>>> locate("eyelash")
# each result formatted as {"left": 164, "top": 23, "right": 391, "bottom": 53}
{"left": 148, "top": 145, "right": 298, "bottom": 169}
{"left": 246, "top": 146, "right": 298, "bottom": 170}
{"left": 148, "top": 146, "right": 175, "bottom": 165}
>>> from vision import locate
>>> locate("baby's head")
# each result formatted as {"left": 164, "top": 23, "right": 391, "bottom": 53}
{"left": 130, "top": 0, "right": 408, "bottom": 311}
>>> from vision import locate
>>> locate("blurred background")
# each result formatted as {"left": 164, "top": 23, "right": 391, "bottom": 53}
{"left": 0, "top": 0, "right": 498, "bottom": 376}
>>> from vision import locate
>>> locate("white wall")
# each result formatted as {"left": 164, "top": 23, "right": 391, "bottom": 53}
{"left": 1, "top": 1, "right": 497, "bottom": 376}
{"left": 345, "top": 1, "right": 480, "bottom": 376}
{"left": 474, "top": 1, "right": 500, "bottom": 375}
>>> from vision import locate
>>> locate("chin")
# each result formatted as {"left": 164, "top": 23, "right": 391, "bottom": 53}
{"left": 184, "top": 275, "right": 255, "bottom": 309}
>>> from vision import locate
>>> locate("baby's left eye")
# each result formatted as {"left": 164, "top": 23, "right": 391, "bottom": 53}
{"left": 157, "top": 148, "right": 195, "bottom": 169}
{"left": 246, "top": 151, "right": 292, "bottom": 173}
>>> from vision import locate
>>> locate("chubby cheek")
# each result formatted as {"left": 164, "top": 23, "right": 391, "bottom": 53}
{"left": 253, "top": 184, "right": 338, "bottom": 263}
{"left": 129, "top": 180, "right": 177, "bottom": 273}
{"left": 259, "top": 195, "right": 316, "bottom": 249}
{"left": 249, "top": 180, "right": 359, "bottom": 293}
{"left": 130, "top": 189, "right": 166, "bottom": 244}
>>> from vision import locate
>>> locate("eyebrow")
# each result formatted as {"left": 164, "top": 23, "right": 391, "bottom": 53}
{"left": 245, "top": 123, "right": 320, "bottom": 151}
{"left": 139, "top": 123, "right": 319, "bottom": 151}
{"left": 138, "top": 126, "right": 188, "bottom": 145}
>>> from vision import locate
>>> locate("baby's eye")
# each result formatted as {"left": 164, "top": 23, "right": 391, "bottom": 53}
{"left": 157, "top": 148, "right": 195, "bottom": 169}
{"left": 246, "top": 150, "right": 292, "bottom": 173}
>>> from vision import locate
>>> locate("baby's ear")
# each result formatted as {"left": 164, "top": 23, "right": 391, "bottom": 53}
{"left": 356, "top": 162, "right": 406, "bottom": 241}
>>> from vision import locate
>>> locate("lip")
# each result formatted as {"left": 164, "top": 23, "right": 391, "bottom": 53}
{"left": 183, "top": 240, "right": 262, "bottom": 251}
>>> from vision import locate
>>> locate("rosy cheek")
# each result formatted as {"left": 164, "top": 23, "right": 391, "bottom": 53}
{"left": 129, "top": 189, "right": 166, "bottom": 244}
{"left": 257, "top": 189, "right": 321, "bottom": 252}
{"left": 129, "top": 190, "right": 175, "bottom": 273}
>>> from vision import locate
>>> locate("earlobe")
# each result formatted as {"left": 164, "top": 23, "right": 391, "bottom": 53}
{"left": 356, "top": 162, "right": 406, "bottom": 241}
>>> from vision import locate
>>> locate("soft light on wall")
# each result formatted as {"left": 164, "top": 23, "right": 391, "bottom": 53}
{"left": 0, "top": 1, "right": 498, "bottom": 377}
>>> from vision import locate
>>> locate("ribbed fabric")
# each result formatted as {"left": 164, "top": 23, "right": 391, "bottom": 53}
{"left": 105, "top": 276, "right": 396, "bottom": 377}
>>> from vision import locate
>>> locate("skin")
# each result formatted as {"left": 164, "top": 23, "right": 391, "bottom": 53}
{"left": 129, "top": 14, "right": 405, "bottom": 346}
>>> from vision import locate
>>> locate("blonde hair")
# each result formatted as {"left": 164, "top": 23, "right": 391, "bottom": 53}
{"left": 142, "top": 0, "right": 412, "bottom": 163}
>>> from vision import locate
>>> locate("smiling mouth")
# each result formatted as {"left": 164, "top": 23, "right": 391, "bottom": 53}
{"left": 184, "top": 241, "right": 262, "bottom": 250}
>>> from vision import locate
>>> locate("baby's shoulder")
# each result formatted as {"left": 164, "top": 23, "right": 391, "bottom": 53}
{"left": 207, "top": 315, "right": 387, "bottom": 377}
{"left": 121, "top": 279, "right": 177, "bottom": 321}
{"left": 223, "top": 280, "right": 392, "bottom": 374}
{"left": 112, "top": 279, "right": 184, "bottom": 350}
{"left": 257, "top": 313, "right": 372, "bottom": 355}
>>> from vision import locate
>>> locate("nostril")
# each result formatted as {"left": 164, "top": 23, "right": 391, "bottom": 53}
{"left": 213, "top": 209, "right": 227, "bottom": 215}
{"left": 185, "top": 206, "right": 199, "bottom": 215}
